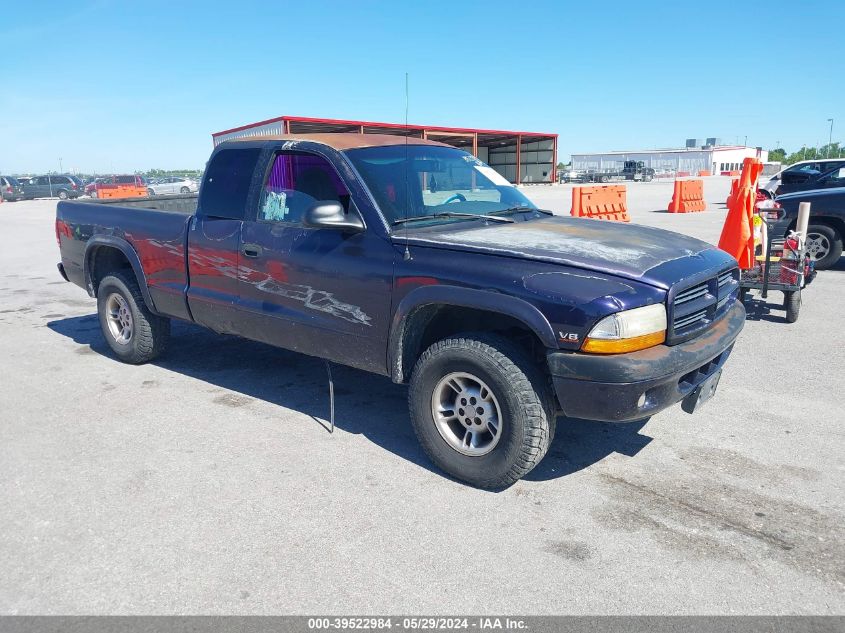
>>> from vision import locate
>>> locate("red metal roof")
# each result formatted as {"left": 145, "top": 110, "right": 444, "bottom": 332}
{"left": 212, "top": 115, "right": 557, "bottom": 140}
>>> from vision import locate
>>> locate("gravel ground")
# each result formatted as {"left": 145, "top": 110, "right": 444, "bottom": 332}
{"left": 0, "top": 179, "right": 843, "bottom": 614}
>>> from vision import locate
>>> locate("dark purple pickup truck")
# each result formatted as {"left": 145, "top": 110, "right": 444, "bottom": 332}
{"left": 56, "top": 133, "right": 745, "bottom": 488}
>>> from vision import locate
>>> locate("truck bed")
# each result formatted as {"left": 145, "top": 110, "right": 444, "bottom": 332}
{"left": 84, "top": 193, "right": 198, "bottom": 214}
{"left": 56, "top": 195, "right": 197, "bottom": 321}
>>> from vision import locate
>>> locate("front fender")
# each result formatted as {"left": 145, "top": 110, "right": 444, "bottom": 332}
{"left": 387, "top": 284, "right": 558, "bottom": 383}
{"left": 83, "top": 235, "right": 158, "bottom": 313}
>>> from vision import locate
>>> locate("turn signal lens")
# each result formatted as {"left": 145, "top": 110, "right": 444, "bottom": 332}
{"left": 582, "top": 304, "right": 667, "bottom": 354}
{"left": 582, "top": 330, "right": 666, "bottom": 354}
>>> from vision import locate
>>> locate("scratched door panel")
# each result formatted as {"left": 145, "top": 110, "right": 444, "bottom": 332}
{"left": 185, "top": 216, "right": 245, "bottom": 335}
{"left": 238, "top": 222, "right": 393, "bottom": 374}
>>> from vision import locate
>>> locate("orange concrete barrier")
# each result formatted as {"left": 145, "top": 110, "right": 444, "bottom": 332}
{"left": 698, "top": 170, "right": 711, "bottom": 177}
{"left": 98, "top": 185, "right": 148, "bottom": 199}
{"left": 725, "top": 177, "right": 739, "bottom": 206}
{"left": 668, "top": 179, "right": 706, "bottom": 213}
{"left": 571, "top": 185, "right": 630, "bottom": 222}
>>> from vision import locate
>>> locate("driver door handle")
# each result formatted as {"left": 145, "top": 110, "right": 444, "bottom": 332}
{"left": 241, "top": 243, "right": 263, "bottom": 258}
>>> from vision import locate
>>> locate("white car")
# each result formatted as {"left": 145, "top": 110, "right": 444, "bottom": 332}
{"left": 761, "top": 159, "right": 845, "bottom": 193}
{"left": 147, "top": 176, "right": 199, "bottom": 196}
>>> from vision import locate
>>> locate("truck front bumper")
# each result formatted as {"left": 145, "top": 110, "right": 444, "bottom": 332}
{"left": 547, "top": 301, "right": 745, "bottom": 422}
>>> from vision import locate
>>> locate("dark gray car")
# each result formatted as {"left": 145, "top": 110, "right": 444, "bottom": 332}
{"left": 22, "top": 174, "right": 83, "bottom": 200}
{"left": 1, "top": 176, "right": 27, "bottom": 201}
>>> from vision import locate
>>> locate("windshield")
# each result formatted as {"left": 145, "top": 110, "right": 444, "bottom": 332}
{"left": 345, "top": 144, "right": 536, "bottom": 225}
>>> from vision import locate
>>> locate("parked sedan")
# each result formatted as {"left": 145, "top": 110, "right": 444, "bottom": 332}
{"left": 770, "top": 186, "right": 845, "bottom": 269}
{"left": 146, "top": 176, "right": 198, "bottom": 196}
{"left": 1, "top": 176, "right": 28, "bottom": 201}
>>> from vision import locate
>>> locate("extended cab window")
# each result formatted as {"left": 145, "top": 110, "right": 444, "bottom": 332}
{"left": 202, "top": 148, "right": 261, "bottom": 219}
{"left": 258, "top": 152, "right": 349, "bottom": 223}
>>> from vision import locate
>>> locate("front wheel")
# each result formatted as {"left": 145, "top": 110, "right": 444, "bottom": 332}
{"left": 784, "top": 289, "right": 801, "bottom": 323}
{"left": 180, "top": 186, "right": 190, "bottom": 194}
{"left": 408, "top": 333, "right": 555, "bottom": 488}
{"left": 97, "top": 271, "right": 170, "bottom": 364}
{"left": 805, "top": 224, "right": 842, "bottom": 270}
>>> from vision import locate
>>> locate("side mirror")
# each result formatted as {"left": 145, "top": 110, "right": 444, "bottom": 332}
{"left": 303, "top": 201, "right": 365, "bottom": 233}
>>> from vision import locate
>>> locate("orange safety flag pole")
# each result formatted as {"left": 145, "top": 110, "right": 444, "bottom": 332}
{"left": 718, "top": 157, "right": 763, "bottom": 269}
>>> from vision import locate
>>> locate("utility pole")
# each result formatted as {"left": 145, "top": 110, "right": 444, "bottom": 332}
{"left": 827, "top": 119, "right": 834, "bottom": 158}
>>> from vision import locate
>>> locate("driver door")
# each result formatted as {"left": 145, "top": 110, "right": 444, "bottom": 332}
{"left": 236, "top": 150, "right": 394, "bottom": 373}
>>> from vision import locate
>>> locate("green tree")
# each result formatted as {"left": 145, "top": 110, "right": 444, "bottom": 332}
{"left": 768, "top": 148, "right": 786, "bottom": 163}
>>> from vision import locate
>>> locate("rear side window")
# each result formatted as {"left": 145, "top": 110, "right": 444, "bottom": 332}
{"left": 258, "top": 152, "right": 350, "bottom": 223}
{"left": 201, "top": 148, "right": 261, "bottom": 219}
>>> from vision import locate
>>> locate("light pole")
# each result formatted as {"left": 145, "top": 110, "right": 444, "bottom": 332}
{"left": 827, "top": 119, "right": 834, "bottom": 158}
{"left": 58, "top": 158, "right": 63, "bottom": 173}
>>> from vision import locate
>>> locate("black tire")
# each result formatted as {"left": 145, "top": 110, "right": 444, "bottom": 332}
{"left": 805, "top": 224, "right": 842, "bottom": 270}
{"left": 408, "top": 333, "right": 555, "bottom": 489}
{"left": 180, "top": 186, "right": 190, "bottom": 194}
{"left": 784, "top": 289, "right": 801, "bottom": 323}
{"left": 739, "top": 288, "right": 749, "bottom": 305}
{"left": 58, "top": 190, "right": 68, "bottom": 200}
{"left": 147, "top": 188, "right": 155, "bottom": 197}
{"left": 96, "top": 271, "right": 169, "bottom": 364}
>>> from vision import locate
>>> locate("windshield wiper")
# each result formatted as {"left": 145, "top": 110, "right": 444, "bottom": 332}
{"left": 393, "top": 212, "right": 514, "bottom": 226}
{"left": 491, "top": 206, "right": 553, "bottom": 216}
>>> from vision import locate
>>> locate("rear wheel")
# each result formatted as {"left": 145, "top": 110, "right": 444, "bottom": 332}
{"left": 97, "top": 271, "right": 169, "bottom": 364}
{"left": 147, "top": 188, "right": 155, "bottom": 197}
{"left": 784, "top": 289, "right": 801, "bottom": 323}
{"left": 58, "top": 190, "right": 68, "bottom": 200}
{"left": 408, "top": 333, "right": 554, "bottom": 489}
{"left": 805, "top": 224, "right": 842, "bottom": 270}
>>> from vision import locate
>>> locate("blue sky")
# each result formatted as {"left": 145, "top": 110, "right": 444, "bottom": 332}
{"left": 2, "top": 0, "right": 843, "bottom": 173}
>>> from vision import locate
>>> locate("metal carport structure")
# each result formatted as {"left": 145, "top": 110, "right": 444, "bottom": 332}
{"left": 212, "top": 115, "right": 558, "bottom": 184}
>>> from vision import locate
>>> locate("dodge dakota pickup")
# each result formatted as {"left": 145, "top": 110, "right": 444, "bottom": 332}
{"left": 56, "top": 133, "right": 745, "bottom": 488}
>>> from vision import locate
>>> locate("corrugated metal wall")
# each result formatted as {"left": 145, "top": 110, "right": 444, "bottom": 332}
{"left": 213, "top": 121, "right": 285, "bottom": 146}
{"left": 571, "top": 150, "right": 713, "bottom": 173}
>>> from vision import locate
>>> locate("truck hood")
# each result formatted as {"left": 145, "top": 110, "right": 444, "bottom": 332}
{"left": 400, "top": 216, "right": 734, "bottom": 290}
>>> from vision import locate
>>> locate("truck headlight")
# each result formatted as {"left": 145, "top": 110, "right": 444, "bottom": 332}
{"left": 581, "top": 304, "right": 667, "bottom": 354}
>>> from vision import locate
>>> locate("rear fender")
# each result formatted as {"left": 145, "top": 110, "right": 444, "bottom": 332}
{"left": 83, "top": 235, "right": 158, "bottom": 313}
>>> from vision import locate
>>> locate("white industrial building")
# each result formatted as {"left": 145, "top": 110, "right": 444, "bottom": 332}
{"left": 571, "top": 142, "right": 769, "bottom": 175}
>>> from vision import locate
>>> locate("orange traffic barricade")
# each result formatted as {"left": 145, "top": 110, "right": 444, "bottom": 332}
{"left": 667, "top": 179, "right": 706, "bottom": 213}
{"left": 725, "top": 177, "right": 739, "bottom": 206}
{"left": 698, "top": 170, "right": 711, "bottom": 177}
{"left": 98, "top": 185, "right": 148, "bottom": 199}
{"left": 570, "top": 185, "right": 629, "bottom": 222}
